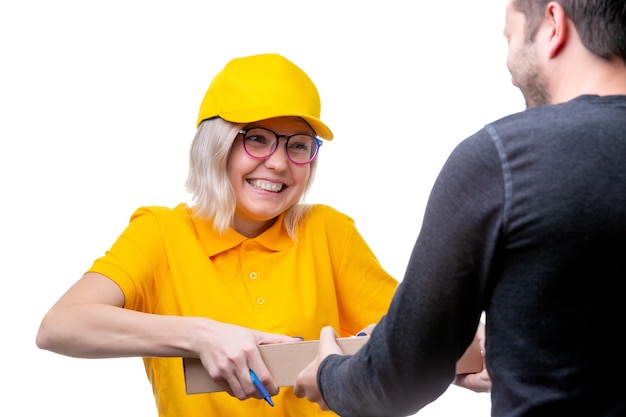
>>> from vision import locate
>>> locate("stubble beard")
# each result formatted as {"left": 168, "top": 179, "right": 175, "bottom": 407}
{"left": 509, "top": 42, "right": 551, "bottom": 108}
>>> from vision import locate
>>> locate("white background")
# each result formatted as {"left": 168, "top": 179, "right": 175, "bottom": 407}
{"left": 1, "top": 1, "right": 523, "bottom": 415}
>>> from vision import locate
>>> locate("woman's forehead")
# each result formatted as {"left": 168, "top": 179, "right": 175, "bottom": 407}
{"left": 245, "top": 117, "right": 314, "bottom": 133}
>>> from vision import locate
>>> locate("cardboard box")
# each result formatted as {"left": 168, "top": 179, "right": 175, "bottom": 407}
{"left": 183, "top": 335, "right": 484, "bottom": 394}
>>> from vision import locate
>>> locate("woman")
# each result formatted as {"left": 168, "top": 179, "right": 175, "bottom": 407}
{"left": 36, "top": 53, "right": 401, "bottom": 416}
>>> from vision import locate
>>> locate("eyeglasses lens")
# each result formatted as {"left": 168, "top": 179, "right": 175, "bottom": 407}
{"left": 242, "top": 128, "right": 319, "bottom": 164}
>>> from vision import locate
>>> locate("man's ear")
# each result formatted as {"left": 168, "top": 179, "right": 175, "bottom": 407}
{"left": 545, "top": 1, "right": 568, "bottom": 59}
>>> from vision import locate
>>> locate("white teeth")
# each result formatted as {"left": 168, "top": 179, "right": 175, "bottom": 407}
{"left": 249, "top": 179, "right": 283, "bottom": 192}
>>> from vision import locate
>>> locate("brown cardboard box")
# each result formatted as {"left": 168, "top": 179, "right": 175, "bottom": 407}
{"left": 183, "top": 335, "right": 483, "bottom": 394}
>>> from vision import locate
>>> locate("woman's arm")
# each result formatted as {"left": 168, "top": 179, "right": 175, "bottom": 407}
{"left": 36, "top": 272, "right": 300, "bottom": 399}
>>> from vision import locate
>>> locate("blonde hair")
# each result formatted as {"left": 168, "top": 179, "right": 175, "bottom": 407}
{"left": 185, "top": 117, "right": 318, "bottom": 240}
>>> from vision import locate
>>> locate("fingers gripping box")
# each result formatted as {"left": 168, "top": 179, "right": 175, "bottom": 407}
{"left": 183, "top": 336, "right": 484, "bottom": 394}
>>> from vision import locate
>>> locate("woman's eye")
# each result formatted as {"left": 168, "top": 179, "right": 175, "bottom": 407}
{"left": 248, "top": 135, "right": 269, "bottom": 144}
{"left": 291, "top": 142, "right": 308, "bottom": 150}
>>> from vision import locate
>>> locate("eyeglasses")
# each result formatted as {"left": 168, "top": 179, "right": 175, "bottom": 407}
{"left": 239, "top": 127, "right": 323, "bottom": 165}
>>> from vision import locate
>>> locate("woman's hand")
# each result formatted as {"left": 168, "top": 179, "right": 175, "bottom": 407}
{"left": 195, "top": 320, "right": 301, "bottom": 400}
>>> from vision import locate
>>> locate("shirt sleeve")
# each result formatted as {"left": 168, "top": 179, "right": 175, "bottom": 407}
{"left": 88, "top": 207, "right": 169, "bottom": 312}
{"left": 323, "top": 206, "right": 399, "bottom": 335}
{"left": 318, "top": 130, "right": 505, "bottom": 417}
{"left": 300, "top": 205, "right": 399, "bottom": 337}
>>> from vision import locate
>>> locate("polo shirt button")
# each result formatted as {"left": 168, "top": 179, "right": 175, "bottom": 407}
{"left": 256, "top": 297, "right": 265, "bottom": 304}
{"left": 245, "top": 245, "right": 254, "bottom": 252}
{"left": 249, "top": 272, "right": 258, "bottom": 280}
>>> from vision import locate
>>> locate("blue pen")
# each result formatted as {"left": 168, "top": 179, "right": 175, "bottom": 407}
{"left": 249, "top": 369, "right": 274, "bottom": 406}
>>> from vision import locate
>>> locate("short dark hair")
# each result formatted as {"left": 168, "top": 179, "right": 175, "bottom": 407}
{"left": 513, "top": 0, "right": 626, "bottom": 61}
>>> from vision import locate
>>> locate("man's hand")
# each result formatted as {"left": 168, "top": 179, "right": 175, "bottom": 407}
{"left": 454, "top": 366, "right": 491, "bottom": 392}
{"left": 293, "top": 326, "right": 344, "bottom": 410}
{"left": 454, "top": 321, "right": 491, "bottom": 393}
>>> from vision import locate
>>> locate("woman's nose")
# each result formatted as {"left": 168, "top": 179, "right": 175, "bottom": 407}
{"left": 263, "top": 139, "right": 290, "bottom": 169}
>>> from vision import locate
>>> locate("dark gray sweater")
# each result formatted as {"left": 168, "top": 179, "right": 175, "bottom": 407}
{"left": 319, "top": 95, "right": 626, "bottom": 417}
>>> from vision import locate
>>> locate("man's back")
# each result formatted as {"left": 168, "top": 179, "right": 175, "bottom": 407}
{"left": 484, "top": 95, "right": 626, "bottom": 415}
{"left": 311, "top": 95, "right": 626, "bottom": 417}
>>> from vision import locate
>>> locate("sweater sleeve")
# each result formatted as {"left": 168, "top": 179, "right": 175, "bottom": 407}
{"left": 318, "top": 130, "right": 505, "bottom": 416}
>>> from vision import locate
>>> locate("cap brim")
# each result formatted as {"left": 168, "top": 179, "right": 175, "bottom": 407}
{"left": 219, "top": 110, "right": 333, "bottom": 140}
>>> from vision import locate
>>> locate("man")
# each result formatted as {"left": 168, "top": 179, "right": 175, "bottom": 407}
{"left": 294, "top": 1, "right": 626, "bottom": 416}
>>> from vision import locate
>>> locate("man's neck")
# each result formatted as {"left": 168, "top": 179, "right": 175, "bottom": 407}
{"left": 550, "top": 58, "right": 626, "bottom": 104}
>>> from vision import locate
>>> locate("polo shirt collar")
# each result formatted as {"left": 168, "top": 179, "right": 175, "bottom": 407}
{"left": 193, "top": 213, "right": 293, "bottom": 257}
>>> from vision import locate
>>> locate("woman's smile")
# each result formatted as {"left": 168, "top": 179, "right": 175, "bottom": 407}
{"left": 247, "top": 179, "right": 285, "bottom": 193}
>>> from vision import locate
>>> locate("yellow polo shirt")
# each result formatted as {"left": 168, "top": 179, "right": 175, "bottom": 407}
{"left": 89, "top": 203, "right": 398, "bottom": 417}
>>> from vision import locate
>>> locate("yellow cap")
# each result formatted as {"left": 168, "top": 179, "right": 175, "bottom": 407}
{"left": 196, "top": 53, "right": 333, "bottom": 140}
